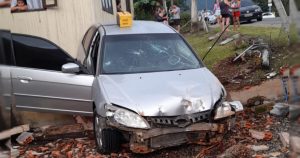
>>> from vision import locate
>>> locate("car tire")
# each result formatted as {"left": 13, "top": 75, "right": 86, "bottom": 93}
{"left": 93, "top": 109, "right": 121, "bottom": 154}
{"left": 257, "top": 17, "right": 262, "bottom": 21}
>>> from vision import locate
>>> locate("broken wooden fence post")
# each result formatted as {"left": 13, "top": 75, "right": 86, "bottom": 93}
{"left": 0, "top": 124, "right": 30, "bottom": 140}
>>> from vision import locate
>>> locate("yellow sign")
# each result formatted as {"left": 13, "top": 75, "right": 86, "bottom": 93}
{"left": 117, "top": 11, "right": 132, "bottom": 28}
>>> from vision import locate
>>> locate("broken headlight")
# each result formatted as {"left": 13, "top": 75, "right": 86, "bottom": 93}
{"left": 214, "top": 102, "right": 235, "bottom": 120}
{"left": 105, "top": 104, "right": 150, "bottom": 129}
{"left": 214, "top": 101, "right": 244, "bottom": 120}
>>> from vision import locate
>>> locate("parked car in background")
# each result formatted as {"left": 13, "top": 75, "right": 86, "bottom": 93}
{"left": 237, "top": 0, "right": 263, "bottom": 23}
{"left": 199, "top": 10, "right": 216, "bottom": 25}
{"left": 262, "top": 12, "right": 276, "bottom": 19}
{"left": 0, "top": 21, "right": 244, "bottom": 154}
{"left": 208, "top": 14, "right": 217, "bottom": 25}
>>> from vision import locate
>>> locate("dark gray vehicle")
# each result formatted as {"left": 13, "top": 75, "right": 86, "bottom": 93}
{"left": 0, "top": 21, "right": 243, "bottom": 153}
{"left": 239, "top": 0, "right": 263, "bottom": 22}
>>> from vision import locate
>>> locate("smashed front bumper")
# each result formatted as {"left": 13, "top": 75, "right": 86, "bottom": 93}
{"left": 107, "top": 120, "right": 230, "bottom": 153}
{"left": 105, "top": 101, "right": 243, "bottom": 153}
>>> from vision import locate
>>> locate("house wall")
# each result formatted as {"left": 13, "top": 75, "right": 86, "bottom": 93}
{"left": 0, "top": 0, "right": 132, "bottom": 58}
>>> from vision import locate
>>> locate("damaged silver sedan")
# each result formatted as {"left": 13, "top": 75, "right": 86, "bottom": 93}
{"left": 0, "top": 21, "right": 243, "bottom": 154}
{"left": 91, "top": 21, "right": 243, "bottom": 153}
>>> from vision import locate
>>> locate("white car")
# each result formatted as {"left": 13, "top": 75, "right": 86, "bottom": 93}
{"left": 262, "top": 12, "right": 275, "bottom": 19}
{"left": 208, "top": 14, "right": 217, "bottom": 25}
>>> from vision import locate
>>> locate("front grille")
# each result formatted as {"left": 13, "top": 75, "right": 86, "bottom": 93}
{"left": 147, "top": 110, "right": 211, "bottom": 128}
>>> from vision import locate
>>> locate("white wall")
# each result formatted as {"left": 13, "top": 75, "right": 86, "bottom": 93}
{"left": 0, "top": 0, "right": 132, "bottom": 57}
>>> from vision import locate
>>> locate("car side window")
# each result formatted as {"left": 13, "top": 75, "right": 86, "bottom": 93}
{"left": 91, "top": 32, "right": 100, "bottom": 74}
{"left": 0, "top": 30, "right": 14, "bottom": 66}
{"left": 82, "top": 26, "right": 97, "bottom": 55}
{"left": 12, "top": 34, "right": 74, "bottom": 71}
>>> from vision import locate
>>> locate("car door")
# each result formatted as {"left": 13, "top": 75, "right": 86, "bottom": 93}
{"left": 0, "top": 30, "right": 14, "bottom": 112}
{"left": 10, "top": 34, "right": 94, "bottom": 115}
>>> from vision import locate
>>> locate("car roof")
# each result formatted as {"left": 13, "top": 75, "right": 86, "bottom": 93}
{"left": 101, "top": 20, "right": 177, "bottom": 35}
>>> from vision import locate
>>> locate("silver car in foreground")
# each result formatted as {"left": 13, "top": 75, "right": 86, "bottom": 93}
{"left": 0, "top": 21, "right": 243, "bottom": 154}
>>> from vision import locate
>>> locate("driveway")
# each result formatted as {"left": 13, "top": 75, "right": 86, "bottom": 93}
{"left": 209, "top": 17, "right": 282, "bottom": 28}
{"left": 242, "top": 17, "right": 282, "bottom": 28}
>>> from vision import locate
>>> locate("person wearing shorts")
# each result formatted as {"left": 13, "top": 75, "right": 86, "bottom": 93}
{"left": 231, "top": 0, "right": 241, "bottom": 31}
{"left": 220, "top": 0, "right": 231, "bottom": 34}
{"left": 214, "top": 0, "right": 222, "bottom": 29}
{"left": 169, "top": 4, "right": 181, "bottom": 32}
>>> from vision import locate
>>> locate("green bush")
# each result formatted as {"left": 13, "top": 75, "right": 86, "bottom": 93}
{"left": 180, "top": 12, "right": 191, "bottom": 33}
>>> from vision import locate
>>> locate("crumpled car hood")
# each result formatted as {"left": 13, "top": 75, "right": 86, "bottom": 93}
{"left": 99, "top": 68, "right": 224, "bottom": 116}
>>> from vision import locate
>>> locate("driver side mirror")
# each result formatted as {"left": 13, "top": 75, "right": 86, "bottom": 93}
{"left": 62, "top": 63, "right": 80, "bottom": 73}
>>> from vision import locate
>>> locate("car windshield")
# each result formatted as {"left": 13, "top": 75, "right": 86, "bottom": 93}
{"left": 101, "top": 34, "right": 202, "bottom": 74}
{"left": 241, "top": 0, "right": 255, "bottom": 7}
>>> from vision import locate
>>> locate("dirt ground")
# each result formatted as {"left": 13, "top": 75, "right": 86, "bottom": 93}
{"left": 212, "top": 39, "right": 300, "bottom": 92}
{"left": 12, "top": 104, "right": 290, "bottom": 158}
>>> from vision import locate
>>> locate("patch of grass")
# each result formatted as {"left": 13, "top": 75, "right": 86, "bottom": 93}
{"left": 290, "top": 23, "right": 299, "bottom": 44}
{"left": 184, "top": 26, "right": 283, "bottom": 69}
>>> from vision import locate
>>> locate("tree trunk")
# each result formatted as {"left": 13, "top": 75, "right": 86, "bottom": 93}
{"left": 191, "top": 0, "right": 199, "bottom": 32}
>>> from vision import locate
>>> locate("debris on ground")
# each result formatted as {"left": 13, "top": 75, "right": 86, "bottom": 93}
{"left": 290, "top": 136, "right": 300, "bottom": 154}
{"left": 208, "top": 33, "right": 220, "bottom": 41}
{"left": 0, "top": 124, "right": 30, "bottom": 140}
{"left": 265, "top": 71, "right": 277, "bottom": 79}
{"left": 212, "top": 36, "right": 282, "bottom": 91}
{"left": 220, "top": 34, "right": 240, "bottom": 46}
{"left": 279, "top": 132, "right": 289, "bottom": 148}
{"left": 270, "top": 103, "right": 289, "bottom": 117}
{"left": 74, "top": 116, "right": 93, "bottom": 131}
{"left": 219, "top": 144, "right": 251, "bottom": 158}
{"left": 268, "top": 151, "right": 282, "bottom": 157}
{"left": 249, "top": 130, "right": 273, "bottom": 141}
{"left": 251, "top": 145, "right": 269, "bottom": 152}
{"left": 246, "top": 96, "right": 266, "bottom": 107}
{"left": 16, "top": 132, "right": 34, "bottom": 145}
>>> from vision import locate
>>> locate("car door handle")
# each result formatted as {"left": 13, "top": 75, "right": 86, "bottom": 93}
{"left": 17, "top": 76, "right": 33, "bottom": 83}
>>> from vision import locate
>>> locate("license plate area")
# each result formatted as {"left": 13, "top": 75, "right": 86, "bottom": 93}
{"left": 244, "top": 13, "right": 253, "bottom": 17}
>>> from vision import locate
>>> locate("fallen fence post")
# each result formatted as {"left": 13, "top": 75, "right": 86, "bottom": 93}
{"left": 0, "top": 124, "right": 30, "bottom": 140}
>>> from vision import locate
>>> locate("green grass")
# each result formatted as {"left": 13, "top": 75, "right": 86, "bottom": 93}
{"left": 184, "top": 26, "right": 284, "bottom": 69}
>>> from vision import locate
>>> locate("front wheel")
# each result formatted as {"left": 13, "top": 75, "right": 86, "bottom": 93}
{"left": 93, "top": 110, "right": 121, "bottom": 154}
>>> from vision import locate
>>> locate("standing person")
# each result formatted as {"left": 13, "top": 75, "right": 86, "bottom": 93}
{"left": 0, "top": 0, "right": 10, "bottom": 7}
{"left": 231, "top": 0, "right": 241, "bottom": 31}
{"left": 155, "top": 7, "right": 168, "bottom": 24}
{"left": 219, "top": 0, "right": 231, "bottom": 36}
{"left": 213, "top": 0, "right": 222, "bottom": 29}
{"left": 160, "top": 7, "right": 168, "bottom": 25}
{"left": 11, "top": 0, "right": 27, "bottom": 12}
{"left": 169, "top": 4, "right": 181, "bottom": 32}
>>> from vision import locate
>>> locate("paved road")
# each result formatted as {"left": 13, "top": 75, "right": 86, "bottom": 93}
{"left": 241, "top": 17, "right": 282, "bottom": 28}
{"left": 209, "top": 17, "right": 282, "bottom": 28}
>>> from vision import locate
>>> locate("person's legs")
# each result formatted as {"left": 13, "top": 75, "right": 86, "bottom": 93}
{"left": 225, "top": 17, "right": 230, "bottom": 31}
{"left": 233, "top": 12, "right": 238, "bottom": 31}
{"left": 237, "top": 15, "right": 240, "bottom": 30}
{"left": 221, "top": 17, "right": 225, "bottom": 32}
{"left": 233, "top": 17, "right": 236, "bottom": 31}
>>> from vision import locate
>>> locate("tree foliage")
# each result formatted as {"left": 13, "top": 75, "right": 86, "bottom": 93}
{"left": 133, "top": 0, "right": 159, "bottom": 20}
